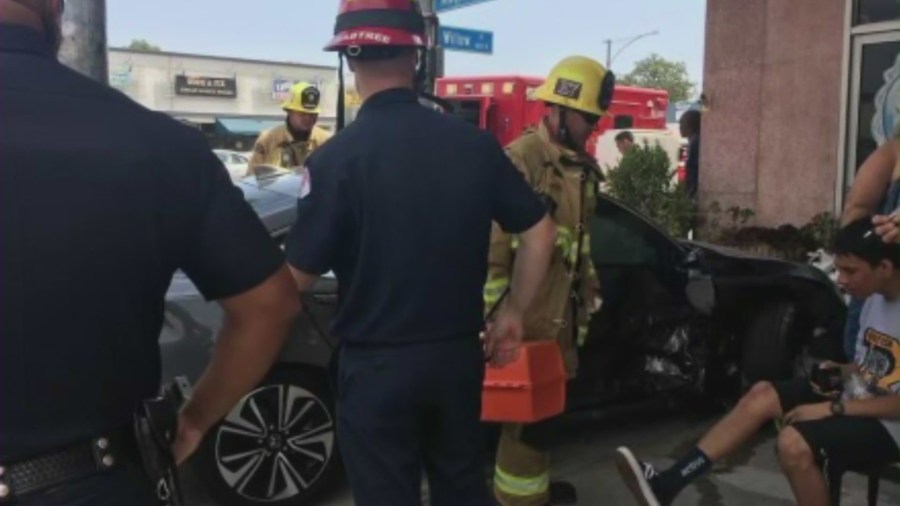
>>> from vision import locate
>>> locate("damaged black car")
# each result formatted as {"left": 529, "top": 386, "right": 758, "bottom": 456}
{"left": 571, "top": 194, "right": 846, "bottom": 411}
{"left": 160, "top": 171, "right": 846, "bottom": 506}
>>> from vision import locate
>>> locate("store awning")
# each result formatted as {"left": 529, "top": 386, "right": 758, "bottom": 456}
{"left": 214, "top": 118, "right": 282, "bottom": 136}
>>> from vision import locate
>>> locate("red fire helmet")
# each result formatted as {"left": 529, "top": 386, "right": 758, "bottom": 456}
{"left": 325, "top": 0, "right": 428, "bottom": 52}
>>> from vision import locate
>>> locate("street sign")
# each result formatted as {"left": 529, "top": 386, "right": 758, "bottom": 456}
{"left": 439, "top": 25, "right": 493, "bottom": 55}
{"left": 434, "top": 0, "right": 496, "bottom": 13}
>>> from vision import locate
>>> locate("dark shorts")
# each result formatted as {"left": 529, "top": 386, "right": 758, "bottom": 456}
{"left": 774, "top": 380, "right": 900, "bottom": 471}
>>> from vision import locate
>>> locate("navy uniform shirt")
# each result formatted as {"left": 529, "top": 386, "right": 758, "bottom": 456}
{"left": 0, "top": 25, "right": 284, "bottom": 461}
{"left": 286, "top": 88, "right": 545, "bottom": 345}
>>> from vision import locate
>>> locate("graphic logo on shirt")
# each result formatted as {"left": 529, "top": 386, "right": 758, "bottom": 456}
{"left": 299, "top": 166, "right": 312, "bottom": 200}
{"left": 858, "top": 327, "right": 900, "bottom": 393}
{"left": 554, "top": 78, "right": 583, "bottom": 100}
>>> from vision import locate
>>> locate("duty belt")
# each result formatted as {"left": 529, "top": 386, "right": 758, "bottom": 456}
{"left": 0, "top": 429, "right": 136, "bottom": 502}
{"left": 0, "top": 378, "right": 190, "bottom": 505}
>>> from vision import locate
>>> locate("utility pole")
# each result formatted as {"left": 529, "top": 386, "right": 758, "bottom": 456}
{"left": 418, "top": 0, "right": 444, "bottom": 94}
{"left": 605, "top": 39, "right": 612, "bottom": 70}
{"left": 58, "top": 0, "right": 108, "bottom": 85}
{"left": 603, "top": 30, "right": 659, "bottom": 70}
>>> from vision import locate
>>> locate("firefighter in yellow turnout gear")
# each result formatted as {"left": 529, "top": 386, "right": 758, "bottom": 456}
{"left": 247, "top": 81, "right": 331, "bottom": 175}
{"left": 486, "top": 56, "right": 615, "bottom": 506}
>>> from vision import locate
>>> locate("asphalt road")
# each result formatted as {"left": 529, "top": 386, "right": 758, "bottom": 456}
{"left": 186, "top": 407, "right": 899, "bottom": 506}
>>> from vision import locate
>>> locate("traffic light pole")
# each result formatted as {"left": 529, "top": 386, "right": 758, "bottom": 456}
{"left": 58, "top": 0, "right": 108, "bottom": 85}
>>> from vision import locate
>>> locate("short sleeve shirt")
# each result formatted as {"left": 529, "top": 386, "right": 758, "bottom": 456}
{"left": 853, "top": 293, "right": 900, "bottom": 448}
{"left": 286, "top": 88, "right": 545, "bottom": 345}
{"left": 0, "top": 25, "right": 284, "bottom": 460}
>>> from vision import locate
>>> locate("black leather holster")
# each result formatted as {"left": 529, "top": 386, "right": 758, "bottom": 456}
{"left": 133, "top": 376, "right": 192, "bottom": 506}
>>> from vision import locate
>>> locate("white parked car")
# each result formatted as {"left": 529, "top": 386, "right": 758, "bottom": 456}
{"left": 213, "top": 149, "right": 251, "bottom": 181}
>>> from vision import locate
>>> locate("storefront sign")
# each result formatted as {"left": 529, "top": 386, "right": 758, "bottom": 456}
{"left": 872, "top": 54, "right": 900, "bottom": 143}
{"left": 109, "top": 66, "right": 133, "bottom": 89}
{"left": 272, "top": 78, "right": 297, "bottom": 101}
{"left": 174, "top": 75, "right": 237, "bottom": 98}
{"left": 272, "top": 77, "right": 327, "bottom": 102}
{"left": 110, "top": 72, "right": 132, "bottom": 88}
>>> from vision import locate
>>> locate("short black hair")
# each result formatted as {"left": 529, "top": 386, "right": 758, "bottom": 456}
{"left": 615, "top": 131, "right": 635, "bottom": 143}
{"left": 832, "top": 216, "right": 900, "bottom": 269}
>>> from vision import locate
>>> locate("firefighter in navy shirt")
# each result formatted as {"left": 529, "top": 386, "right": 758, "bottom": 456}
{"left": 284, "top": 1, "right": 556, "bottom": 505}
{"left": 0, "top": 1, "right": 299, "bottom": 504}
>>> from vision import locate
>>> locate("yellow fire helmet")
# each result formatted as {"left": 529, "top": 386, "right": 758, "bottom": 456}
{"left": 282, "top": 82, "right": 322, "bottom": 115}
{"left": 533, "top": 56, "right": 616, "bottom": 117}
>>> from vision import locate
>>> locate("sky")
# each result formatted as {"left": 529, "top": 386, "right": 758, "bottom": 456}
{"left": 107, "top": 0, "right": 706, "bottom": 87}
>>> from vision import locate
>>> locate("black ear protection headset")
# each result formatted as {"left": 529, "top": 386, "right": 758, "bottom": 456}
{"left": 598, "top": 70, "right": 616, "bottom": 111}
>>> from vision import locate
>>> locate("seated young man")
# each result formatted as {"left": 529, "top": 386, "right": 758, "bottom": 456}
{"left": 615, "top": 216, "right": 900, "bottom": 506}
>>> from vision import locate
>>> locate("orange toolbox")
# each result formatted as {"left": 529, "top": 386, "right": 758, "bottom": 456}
{"left": 481, "top": 341, "right": 567, "bottom": 423}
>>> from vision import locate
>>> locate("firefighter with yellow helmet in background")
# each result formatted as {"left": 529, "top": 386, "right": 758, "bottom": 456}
{"left": 246, "top": 81, "right": 332, "bottom": 175}
{"left": 486, "top": 55, "right": 614, "bottom": 506}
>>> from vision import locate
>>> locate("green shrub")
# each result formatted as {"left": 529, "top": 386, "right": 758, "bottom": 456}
{"left": 606, "top": 142, "right": 696, "bottom": 238}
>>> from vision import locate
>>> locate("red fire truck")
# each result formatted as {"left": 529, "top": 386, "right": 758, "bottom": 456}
{"left": 435, "top": 75, "right": 670, "bottom": 156}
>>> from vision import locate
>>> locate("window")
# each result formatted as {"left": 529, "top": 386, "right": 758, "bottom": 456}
{"left": 588, "top": 196, "right": 686, "bottom": 319}
{"left": 854, "top": 0, "right": 900, "bottom": 25}
{"left": 590, "top": 197, "right": 662, "bottom": 269}
{"left": 849, "top": 37, "right": 899, "bottom": 173}
{"left": 614, "top": 115, "right": 635, "bottom": 130}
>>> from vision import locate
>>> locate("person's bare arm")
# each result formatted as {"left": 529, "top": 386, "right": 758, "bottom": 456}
{"left": 486, "top": 215, "right": 555, "bottom": 366}
{"left": 173, "top": 266, "right": 300, "bottom": 463}
{"left": 845, "top": 395, "right": 900, "bottom": 420}
{"left": 289, "top": 266, "right": 319, "bottom": 293}
{"left": 506, "top": 215, "right": 555, "bottom": 313}
{"left": 843, "top": 141, "right": 897, "bottom": 224}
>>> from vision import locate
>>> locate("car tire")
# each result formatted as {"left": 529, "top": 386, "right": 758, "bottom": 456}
{"left": 741, "top": 299, "right": 798, "bottom": 386}
{"left": 196, "top": 366, "right": 341, "bottom": 506}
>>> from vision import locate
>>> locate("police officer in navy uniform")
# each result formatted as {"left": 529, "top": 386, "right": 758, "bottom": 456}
{"left": 0, "top": 1, "right": 300, "bottom": 504}
{"left": 284, "top": 1, "right": 557, "bottom": 505}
